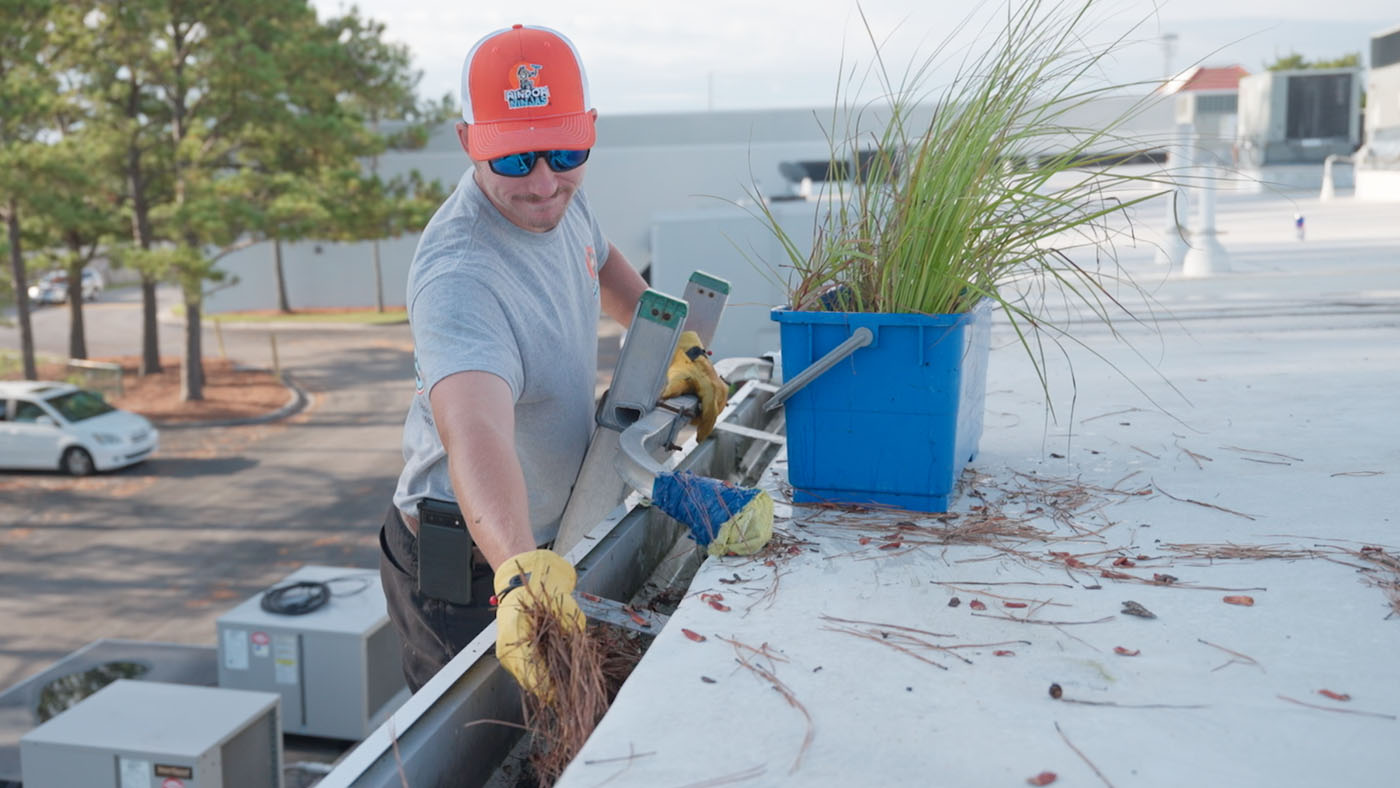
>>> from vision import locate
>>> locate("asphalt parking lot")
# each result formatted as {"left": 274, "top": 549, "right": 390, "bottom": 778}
{"left": 0, "top": 293, "right": 417, "bottom": 691}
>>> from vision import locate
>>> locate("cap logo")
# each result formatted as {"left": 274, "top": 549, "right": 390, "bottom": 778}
{"left": 504, "top": 63, "right": 550, "bottom": 109}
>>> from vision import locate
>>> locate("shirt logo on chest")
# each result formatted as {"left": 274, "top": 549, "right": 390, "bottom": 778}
{"left": 584, "top": 245, "right": 599, "bottom": 298}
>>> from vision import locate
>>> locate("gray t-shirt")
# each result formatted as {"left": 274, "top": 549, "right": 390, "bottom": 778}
{"left": 393, "top": 169, "right": 609, "bottom": 546}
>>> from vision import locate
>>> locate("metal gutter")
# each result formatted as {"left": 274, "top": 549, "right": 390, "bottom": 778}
{"left": 317, "top": 361, "right": 778, "bottom": 788}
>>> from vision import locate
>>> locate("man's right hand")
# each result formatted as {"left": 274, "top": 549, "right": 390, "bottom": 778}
{"left": 492, "top": 549, "right": 585, "bottom": 698}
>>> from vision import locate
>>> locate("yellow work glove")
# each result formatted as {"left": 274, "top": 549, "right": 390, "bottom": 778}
{"left": 660, "top": 330, "right": 728, "bottom": 442}
{"left": 652, "top": 470, "right": 775, "bottom": 557}
{"left": 492, "top": 549, "right": 585, "bottom": 698}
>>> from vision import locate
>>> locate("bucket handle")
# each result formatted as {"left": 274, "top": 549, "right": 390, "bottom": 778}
{"left": 764, "top": 326, "right": 873, "bottom": 412}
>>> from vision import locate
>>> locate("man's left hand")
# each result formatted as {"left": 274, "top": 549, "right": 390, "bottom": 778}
{"left": 493, "top": 549, "right": 585, "bottom": 699}
{"left": 661, "top": 330, "right": 727, "bottom": 441}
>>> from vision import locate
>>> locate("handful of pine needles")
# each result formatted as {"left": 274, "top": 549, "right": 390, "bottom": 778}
{"left": 517, "top": 588, "right": 645, "bottom": 785}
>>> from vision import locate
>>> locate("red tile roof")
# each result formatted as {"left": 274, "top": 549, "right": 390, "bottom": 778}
{"left": 1160, "top": 65, "right": 1250, "bottom": 94}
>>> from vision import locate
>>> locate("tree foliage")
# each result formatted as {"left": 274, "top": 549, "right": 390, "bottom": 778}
{"left": 21, "top": 133, "right": 127, "bottom": 359}
{"left": 7, "top": 0, "right": 442, "bottom": 399}
{"left": 1265, "top": 52, "right": 1363, "bottom": 71}
{"left": 0, "top": 0, "right": 75, "bottom": 379}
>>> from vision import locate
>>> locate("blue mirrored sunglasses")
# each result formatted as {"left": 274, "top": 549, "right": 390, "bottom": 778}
{"left": 487, "top": 149, "right": 591, "bottom": 177}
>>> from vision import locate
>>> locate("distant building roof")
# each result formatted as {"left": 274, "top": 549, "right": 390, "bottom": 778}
{"left": 1159, "top": 65, "right": 1250, "bottom": 95}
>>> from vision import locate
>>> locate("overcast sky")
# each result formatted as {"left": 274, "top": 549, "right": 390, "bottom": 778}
{"left": 309, "top": 0, "right": 1396, "bottom": 115}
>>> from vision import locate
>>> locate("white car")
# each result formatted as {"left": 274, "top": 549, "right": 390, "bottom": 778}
{"left": 26, "top": 273, "right": 66, "bottom": 305}
{"left": 81, "top": 268, "right": 104, "bottom": 301}
{"left": 0, "top": 381, "right": 159, "bottom": 475}
{"left": 26, "top": 269, "right": 103, "bottom": 305}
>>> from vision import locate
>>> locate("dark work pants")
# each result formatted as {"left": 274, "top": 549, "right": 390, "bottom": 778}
{"left": 379, "top": 504, "right": 496, "bottom": 693}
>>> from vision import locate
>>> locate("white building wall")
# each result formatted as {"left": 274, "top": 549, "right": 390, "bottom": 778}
{"left": 205, "top": 109, "right": 840, "bottom": 314}
{"left": 206, "top": 97, "right": 1172, "bottom": 317}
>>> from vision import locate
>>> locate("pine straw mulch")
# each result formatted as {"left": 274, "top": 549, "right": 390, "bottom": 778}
{"left": 13, "top": 355, "right": 290, "bottom": 425}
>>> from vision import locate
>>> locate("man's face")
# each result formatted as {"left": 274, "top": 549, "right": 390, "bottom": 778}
{"left": 472, "top": 153, "right": 586, "bottom": 233}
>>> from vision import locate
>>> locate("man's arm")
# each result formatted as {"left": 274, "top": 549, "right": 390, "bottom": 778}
{"left": 431, "top": 369, "right": 587, "bottom": 697}
{"left": 598, "top": 242, "right": 647, "bottom": 328}
{"left": 428, "top": 370, "right": 536, "bottom": 570}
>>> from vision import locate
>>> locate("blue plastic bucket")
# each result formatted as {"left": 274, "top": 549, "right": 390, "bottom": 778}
{"left": 770, "top": 300, "right": 991, "bottom": 512}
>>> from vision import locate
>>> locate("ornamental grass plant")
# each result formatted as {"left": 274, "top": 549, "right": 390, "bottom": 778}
{"left": 756, "top": 0, "right": 1171, "bottom": 370}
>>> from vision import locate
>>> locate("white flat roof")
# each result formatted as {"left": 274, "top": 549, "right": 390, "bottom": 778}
{"left": 558, "top": 187, "right": 1400, "bottom": 786}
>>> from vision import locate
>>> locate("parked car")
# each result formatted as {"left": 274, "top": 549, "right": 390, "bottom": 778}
{"left": 81, "top": 268, "right": 104, "bottom": 301}
{"left": 0, "top": 381, "right": 158, "bottom": 475}
{"left": 26, "top": 269, "right": 103, "bottom": 305}
{"left": 26, "top": 273, "right": 66, "bottom": 305}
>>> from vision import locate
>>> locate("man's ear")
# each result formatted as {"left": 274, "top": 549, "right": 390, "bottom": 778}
{"left": 455, "top": 122, "right": 471, "bottom": 156}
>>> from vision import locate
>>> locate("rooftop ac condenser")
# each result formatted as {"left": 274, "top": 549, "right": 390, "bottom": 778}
{"left": 215, "top": 566, "right": 408, "bottom": 741}
{"left": 20, "top": 679, "right": 282, "bottom": 788}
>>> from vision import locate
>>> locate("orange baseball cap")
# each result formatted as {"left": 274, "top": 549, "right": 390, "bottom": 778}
{"left": 461, "top": 24, "right": 595, "bottom": 160}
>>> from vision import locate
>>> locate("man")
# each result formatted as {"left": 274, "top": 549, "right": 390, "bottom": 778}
{"left": 381, "top": 24, "right": 724, "bottom": 694}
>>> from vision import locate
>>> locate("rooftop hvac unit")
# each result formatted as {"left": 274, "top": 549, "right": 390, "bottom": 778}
{"left": 1372, "top": 25, "right": 1400, "bottom": 70}
{"left": 1365, "top": 66, "right": 1400, "bottom": 143}
{"left": 216, "top": 566, "right": 408, "bottom": 741}
{"left": 1236, "top": 68, "right": 1362, "bottom": 165}
{"left": 0, "top": 639, "right": 217, "bottom": 785}
{"left": 20, "top": 679, "right": 281, "bottom": 788}
{"left": 1366, "top": 27, "right": 1400, "bottom": 150}
{"left": 651, "top": 198, "right": 820, "bottom": 358}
